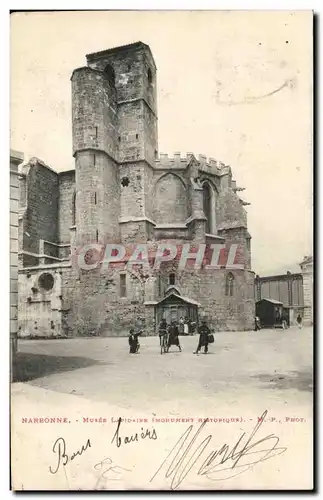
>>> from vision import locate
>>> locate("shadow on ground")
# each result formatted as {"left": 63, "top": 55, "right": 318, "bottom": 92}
{"left": 252, "top": 369, "right": 313, "bottom": 392}
{"left": 13, "top": 352, "right": 103, "bottom": 382}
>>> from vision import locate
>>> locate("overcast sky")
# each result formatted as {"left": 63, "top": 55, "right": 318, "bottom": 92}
{"left": 10, "top": 10, "right": 313, "bottom": 275}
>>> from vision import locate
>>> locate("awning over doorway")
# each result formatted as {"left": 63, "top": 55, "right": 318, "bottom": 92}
{"left": 156, "top": 291, "right": 201, "bottom": 307}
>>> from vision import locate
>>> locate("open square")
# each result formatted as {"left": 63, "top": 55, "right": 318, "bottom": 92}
{"left": 15, "top": 326, "right": 313, "bottom": 413}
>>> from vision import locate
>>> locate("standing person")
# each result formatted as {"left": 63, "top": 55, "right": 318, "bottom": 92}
{"left": 179, "top": 316, "right": 184, "bottom": 335}
{"left": 255, "top": 316, "right": 261, "bottom": 331}
{"left": 191, "top": 321, "right": 197, "bottom": 335}
{"left": 167, "top": 321, "right": 182, "bottom": 352}
{"left": 296, "top": 314, "right": 303, "bottom": 329}
{"left": 158, "top": 318, "right": 168, "bottom": 347}
{"left": 194, "top": 319, "right": 210, "bottom": 354}
{"left": 281, "top": 311, "right": 288, "bottom": 330}
{"left": 128, "top": 329, "right": 141, "bottom": 354}
{"left": 184, "top": 317, "right": 189, "bottom": 336}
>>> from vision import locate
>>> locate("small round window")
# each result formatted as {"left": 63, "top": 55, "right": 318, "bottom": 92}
{"left": 38, "top": 273, "right": 54, "bottom": 292}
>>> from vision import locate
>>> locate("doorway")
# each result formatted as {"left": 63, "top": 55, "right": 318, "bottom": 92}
{"left": 156, "top": 294, "right": 198, "bottom": 330}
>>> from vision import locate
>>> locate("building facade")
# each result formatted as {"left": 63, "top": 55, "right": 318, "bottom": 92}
{"left": 254, "top": 260, "right": 313, "bottom": 326}
{"left": 17, "top": 42, "right": 255, "bottom": 338}
{"left": 10, "top": 150, "right": 22, "bottom": 379}
{"left": 299, "top": 255, "right": 313, "bottom": 326}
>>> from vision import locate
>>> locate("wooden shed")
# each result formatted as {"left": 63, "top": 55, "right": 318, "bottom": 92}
{"left": 256, "top": 298, "right": 287, "bottom": 328}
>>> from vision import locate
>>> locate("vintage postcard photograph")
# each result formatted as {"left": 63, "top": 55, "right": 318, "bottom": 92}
{"left": 10, "top": 10, "right": 313, "bottom": 491}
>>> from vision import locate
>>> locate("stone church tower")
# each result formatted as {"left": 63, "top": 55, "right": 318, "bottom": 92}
{"left": 71, "top": 42, "right": 158, "bottom": 246}
{"left": 17, "top": 42, "right": 255, "bottom": 338}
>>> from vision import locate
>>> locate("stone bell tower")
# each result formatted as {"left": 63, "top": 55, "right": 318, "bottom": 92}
{"left": 71, "top": 42, "right": 158, "bottom": 245}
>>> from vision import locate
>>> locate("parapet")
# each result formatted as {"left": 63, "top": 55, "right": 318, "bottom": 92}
{"left": 197, "top": 154, "right": 231, "bottom": 177}
{"left": 153, "top": 151, "right": 234, "bottom": 179}
{"left": 154, "top": 152, "right": 193, "bottom": 169}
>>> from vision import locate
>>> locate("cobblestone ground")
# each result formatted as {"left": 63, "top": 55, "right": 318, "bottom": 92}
{"left": 15, "top": 326, "right": 313, "bottom": 413}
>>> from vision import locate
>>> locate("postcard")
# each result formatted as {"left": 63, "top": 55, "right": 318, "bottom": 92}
{"left": 10, "top": 10, "right": 313, "bottom": 491}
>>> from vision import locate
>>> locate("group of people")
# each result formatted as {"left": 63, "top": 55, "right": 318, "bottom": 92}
{"left": 178, "top": 317, "right": 197, "bottom": 335}
{"left": 159, "top": 318, "right": 213, "bottom": 354}
{"left": 129, "top": 311, "right": 305, "bottom": 353}
{"left": 254, "top": 313, "right": 303, "bottom": 331}
{"left": 128, "top": 318, "right": 214, "bottom": 355}
{"left": 158, "top": 319, "right": 182, "bottom": 352}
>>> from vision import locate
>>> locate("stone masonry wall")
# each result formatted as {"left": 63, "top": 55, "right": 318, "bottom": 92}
{"left": 60, "top": 252, "right": 255, "bottom": 336}
{"left": 143, "top": 103, "right": 158, "bottom": 165}
{"left": 158, "top": 265, "right": 255, "bottom": 331}
{"left": 61, "top": 264, "right": 148, "bottom": 337}
{"left": 119, "top": 162, "right": 146, "bottom": 220}
{"left": 58, "top": 170, "right": 75, "bottom": 244}
{"left": 216, "top": 188, "right": 247, "bottom": 230}
{"left": 120, "top": 221, "right": 150, "bottom": 244}
{"left": 217, "top": 227, "right": 251, "bottom": 269}
{"left": 23, "top": 163, "right": 59, "bottom": 254}
{"left": 152, "top": 172, "right": 188, "bottom": 224}
{"left": 71, "top": 67, "right": 118, "bottom": 160}
{"left": 86, "top": 43, "right": 157, "bottom": 114}
{"left": 75, "top": 150, "right": 120, "bottom": 244}
{"left": 118, "top": 101, "right": 145, "bottom": 163}
{"left": 10, "top": 150, "right": 21, "bottom": 379}
{"left": 86, "top": 43, "right": 157, "bottom": 167}
{"left": 18, "top": 267, "right": 65, "bottom": 338}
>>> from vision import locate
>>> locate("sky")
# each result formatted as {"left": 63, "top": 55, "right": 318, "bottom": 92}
{"left": 10, "top": 10, "right": 313, "bottom": 275}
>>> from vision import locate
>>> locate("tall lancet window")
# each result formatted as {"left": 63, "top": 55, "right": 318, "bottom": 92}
{"left": 225, "top": 273, "right": 235, "bottom": 297}
{"left": 72, "top": 191, "right": 76, "bottom": 226}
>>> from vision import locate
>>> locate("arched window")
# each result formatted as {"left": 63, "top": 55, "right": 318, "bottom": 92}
{"left": 72, "top": 191, "right": 76, "bottom": 226}
{"left": 203, "top": 182, "right": 212, "bottom": 234}
{"left": 147, "top": 68, "right": 153, "bottom": 84}
{"left": 104, "top": 64, "right": 115, "bottom": 86}
{"left": 225, "top": 273, "right": 234, "bottom": 297}
{"left": 169, "top": 273, "right": 176, "bottom": 286}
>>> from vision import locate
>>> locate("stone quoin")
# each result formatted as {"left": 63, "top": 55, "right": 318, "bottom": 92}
{"left": 17, "top": 41, "right": 255, "bottom": 337}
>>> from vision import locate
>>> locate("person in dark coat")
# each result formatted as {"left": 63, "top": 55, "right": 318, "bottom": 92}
{"left": 296, "top": 314, "right": 303, "bottom": 329}
{"left": 158, "top": 319, "right": 168, "bottom": 347}
{"left": 194, "top": 319, "right": 210, "bottom": 354}
{"left": 167, "top": 321, "right": 182, "bottom": 352}
{"left": 128, "top": 329, "right": 141, "bottom": 354}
